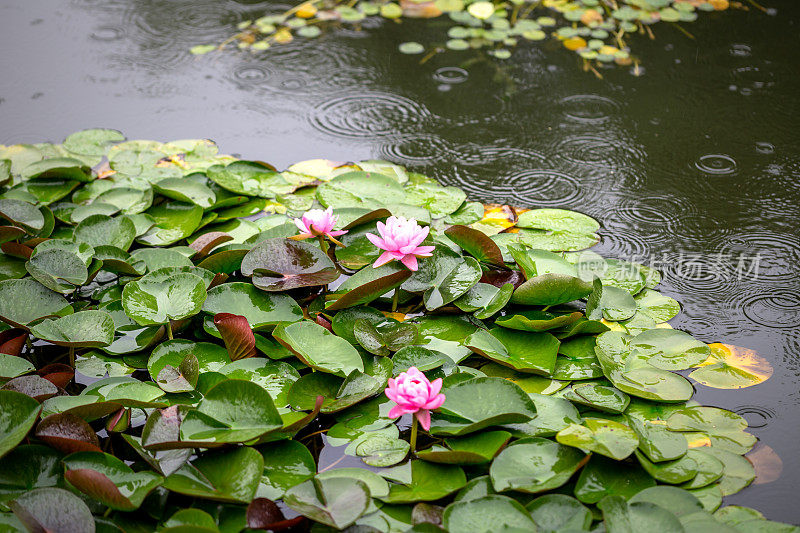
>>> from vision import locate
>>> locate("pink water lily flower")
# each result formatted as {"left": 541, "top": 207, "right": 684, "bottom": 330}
{"left": 366, "top": 216, "right": 435, "bottom": 271}
{"left": 293, "top": 207, "right": 347, "bottom": 245}
{"left": 385, "top": 366, "right": 446, "bottom": 431}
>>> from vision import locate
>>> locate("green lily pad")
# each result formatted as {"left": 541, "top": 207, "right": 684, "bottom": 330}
{"left": 626, "top": 414, "right": 688, "bottom": 463}
{"left": 25, "top": 249, "right": 88, "bottom": 294}
{"left": 430, "top": 377, "right": 537, "bottom": 436}
{"left": 317, "top": 171, "right": 405, "bottom": 210}
{"left": 700, "top": 447, "right": 755, "bottom": 496}
{"left": 202, "top": 282, "right": 303, "bottom": 329}
{"left": 557, "top": 417, "right": 639, "bottom": 460}
{"left": 0, "top": 390, "right": 41, "bottom": 459}
{"left": 666, "top": 406, "right": 756, "bottom": 455}
{"left": 679, "top": 449, "right": 725, "bottom": 489}
{"left": 73, "top": 214, "right": 137, "bottom": 250}
{"left": 444, "top": 495, "right": 537, "bottom": 531}
{"left": 511, "top": 273, "right": 593, "bottom": 307}
{"left": 207, "top": 161, "right": 292, "bottom": 198}
{"left": 153, "top": 178, "right": 216, "bottom": 208}
{"left": 353, "top": 319, "right": 418, "bottom": 356}
{"left": 122, "top": 271, "right": 207, "bottom": 326}
{"left": 630, "top": 329, "right": 712, "bottom": 371}
{"left": 574, "top": 455, "right": 656, "bottom": 503}
{"left": 595, "top": 331, "right": 694, "bottom": 402}
{"left": 63, "top": 128, "right": 125, "bottom": 156}
{"left": 355, "top": 433, "right": 410, "bottom": 467}
{"left": 416, "top": 430, "right": 511, "bottom": 464}
{"left": 634, "top": 449, "right": 698, "bottom": 484}
{"left": 635, "top": 289, "right": 681, "bottom": 322}
{"left": 30, "top": 310, "right": 114, "bottom": 347}
{"left": 0, "top": 278, "right": 72, "bottom": 328}
{"left": 586, "top": 278, "right": 637, "bottom": 321}
{"left": 382, "top": 460, "right": 467, "bottom": 503}
{"left": 284, "top": 477, "right": 371, "bottom": 529}
{"left": 273, "top": 320, "right": 364, "bottom": 377}
{"left": 137, "top": 201, "right": 204, "bottom": 246}
{"left": 21, "top": 157, "right": 91, "bottom": 182}
{"left": 490, "top": 437, "right": 588, "bottom": 493}
{"left": 62, "top": 451, "right": 163, "bottom": 510}
{"left": 495, "top": 309, "right": 583, "bottom": 332}
{"left": 9, "top": 487, "right": 95, "bottom": 533}
{"left": 526, "top": 494, "right": 593, "bottom": 531}
{"left": 328, "top": 264, "right": 412, "bottom": 310}
{"left": 453, "top": 282, "right": 514, "bottom": 319}
{"left": 466, "top": 327, "right": 560, "bottom": 375}
{"left": 444, "top": 225, "right": 505, "bottom": 266}
{"left": 256, "top": 440, "right": 316, "bottom": 500}
{"left": 563, "top": 383, "right": 630, "bottom": 414}
{"left": 0, "top": 199, "right": 44, "bottom": 233}
{"left": 597, "top": 494, "right": 683, "bottom": 533}
{"left": 0, "top": 354, "right": 35, "bottom": 380}
{"left": 241, "top": 238, "right": 339, "bottom": 291}
{"left": 402, "top": 246, "right": 481, "bottom": 310}
{"left": 164, "top": 447, "right": 264, "bottom": 503}
{"left": 179, "top": 379, "right": 283, "bottom": 445}
{"left": 288, "top": 357, "right": 391, "bottom": 413}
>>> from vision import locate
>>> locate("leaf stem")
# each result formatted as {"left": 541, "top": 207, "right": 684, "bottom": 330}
{"left": 69, "top": 346, "right": 75, "bottom": 368}
{"left": 410, "top": 415, "right": 418, "bottom": 453}
{"left": 166, "top": 321, "right": 174, "bottom": 340}
{"left": 392, "top": 289, "right": 400, "bottom": 312}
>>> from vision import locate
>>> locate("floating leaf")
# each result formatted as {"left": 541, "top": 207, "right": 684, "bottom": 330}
{"left": 689, "top": 343, "right": 773, "bottom": 389}
{"left": 122, "top": 271, "right": 207, "bottom": 326}
{"left": 666, "top": 406, "right": 756, "bottom": 455}
{"left": 9, "top": 487, "right": 95, "bottom": 533}
{"left": 30, "top": 310, "right": 114, "bottom": 347}
{"left": 382, "top": 460, "right": 467, "bottom": 503}
{"left": 164, "top": 447, "right": 264, "bottom": 503}
{"left": 63, "top": 451, "right": 163, "bottom": 510}
{"left": 490, "top": 437, "right": 588, "bottom": 493}
{"left": 557, "top": 418, "right": 639, "bottom": 460}
{"left": 444, "top": 495, "right": 537, "bottom": 531}
{"left": 273, "top": 320, "right": 364, "bottom": 377}
{"left": 0, "top": 278, "right": 72, "bottom": 329}
{"left": 0, "top": 390, "right": 41, "bottom": 459}
{"left": 283, "top": 477, "right": 370, "bottom": 529}
{"left": 241, "top": 238, "right": 339, "bottom": 291}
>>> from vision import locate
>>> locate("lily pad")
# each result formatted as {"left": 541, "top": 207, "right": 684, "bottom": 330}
{"left": 490, "top": 437, "right": 588, "bottom": 493}
{"left": 9, "top": 487, "right": 95, "bottom": 533}
{"left": 382, "top": 460, "right": 467, "bottom": 503}
{"left": 574, "top": 455, "right": 656, "bottom": 503}
{"left": 416, "top": 430, "right": 511, "bottom": 464}
{"left": 526, "top": 494, "right": 593, "bottom": 531}
{"left": 273, "top": 320, "right": 364, "bottom": 377}
{"left": 283, "top": 477, "right": 371, "bottom": 529}
{"left": 256, "top": 440, "right": 316, "bottom": 500}
{"left": 557, "top": 417, "right": 639, "bottom": 460}
{"left": 62, "top": 451, "right": 163, "bottom": 510}
{"left": 241, "top": 238, "right": 339, "bottom": 291}
{"left": 0, "top": 390, "right": 41, "bottom": 459}
{"left": 30, "top": 310, "right": 114, "bottom": 347}
{"left": 666, "top": 406, "right": 756, "bottom": 455}
{"left": 164, "top": 447, "right": 264, "bottom": 503}
{"left": 430, "top": 377, "right": 537, "bottom": 436}
{"left": 202, "top": 282, "right": 303, "bottom": 328}
{"left": 179, "top": 379, "right": 283, "bottom": 445}
{"left": 466, "top": 327, "right": 560, "bottom": 375}
{"left": 689, "top": 343, "right": 773, "bottom": 389}
{"left": 0, "top": 278, "right": 72, "bottom": 328}
{"left": 444, "top": 495, "right": 537, "bottom": 531}
{"left": 73, "top": 214, "right": 137, "bottom": 250}
{"left": 122, "top": 271, "right": 207, "bottom": 326}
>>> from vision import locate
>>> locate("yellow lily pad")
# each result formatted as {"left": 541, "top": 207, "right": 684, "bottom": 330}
{"left": 689, "top": 343, "right": 773, "bottom": 389}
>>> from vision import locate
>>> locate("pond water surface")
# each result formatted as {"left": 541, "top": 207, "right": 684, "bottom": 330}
{"left": 1, "top": 0, "right": 799, "bottom": 523}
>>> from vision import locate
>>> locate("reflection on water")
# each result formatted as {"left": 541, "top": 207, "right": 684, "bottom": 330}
{"left": 1, "top": 0, "right": 800, "bottom": 522}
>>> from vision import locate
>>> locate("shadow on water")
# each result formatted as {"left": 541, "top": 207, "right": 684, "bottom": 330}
{"left": 1, "top": 0, "right": 799, "bottom": 522}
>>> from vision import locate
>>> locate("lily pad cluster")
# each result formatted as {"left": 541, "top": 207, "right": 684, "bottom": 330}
{"left": 0, "top": 129, "right": 791, "bottom": 532}
{"left": 194, "top": 0, "right": 737, "bottom": 71}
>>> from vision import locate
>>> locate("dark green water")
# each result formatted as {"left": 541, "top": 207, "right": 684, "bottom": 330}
{"left": 1, "top": 0, "right": 799, "bottom": 523}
